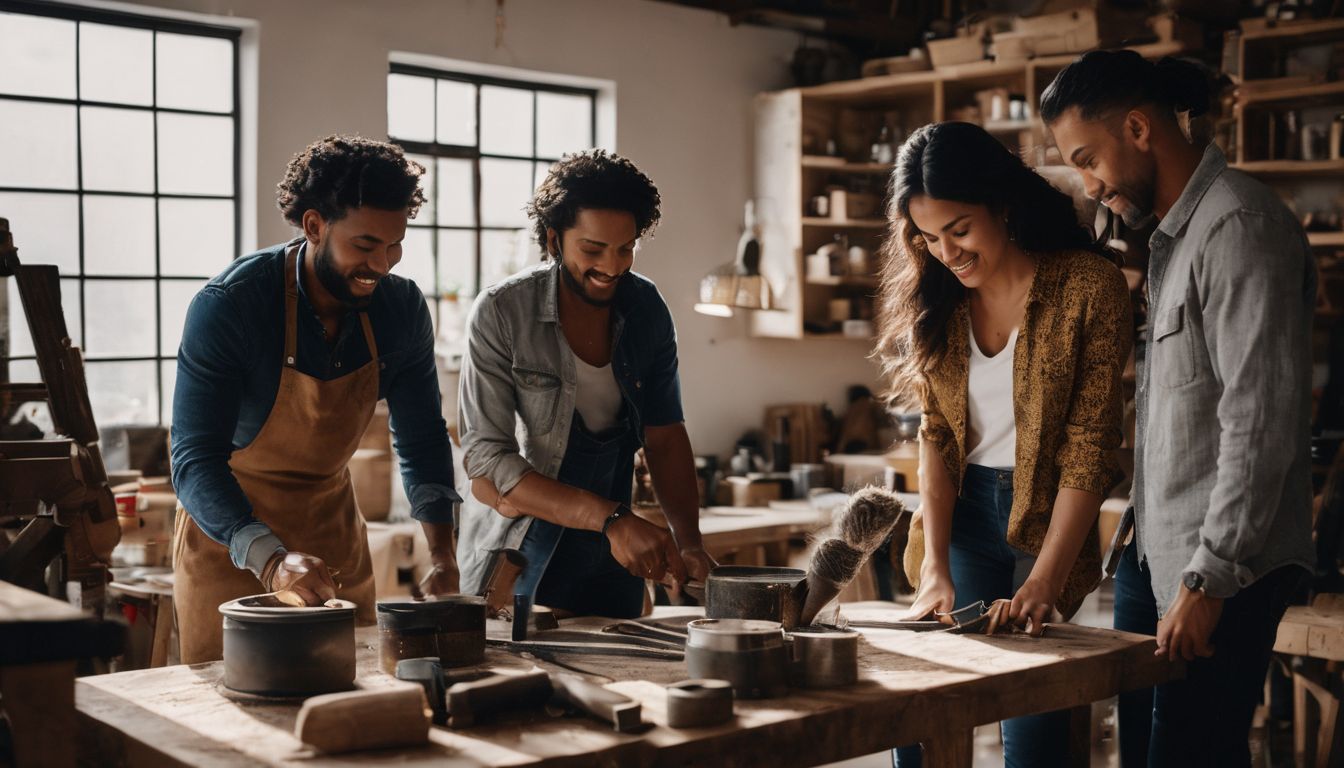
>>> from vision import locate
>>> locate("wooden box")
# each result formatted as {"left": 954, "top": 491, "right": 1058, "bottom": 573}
{"left": 926, "top": 27, "right": 987, "bottom": 70}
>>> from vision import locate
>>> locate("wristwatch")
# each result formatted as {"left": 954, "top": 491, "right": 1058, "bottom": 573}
{"left": 601, "top": 503, "right": 633, "bottom": 536}
{"left": 1182, "top": 570, "right": 1206, "bottom": 595}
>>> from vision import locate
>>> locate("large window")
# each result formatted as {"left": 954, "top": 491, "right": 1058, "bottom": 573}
{"left": 0, "top": 1, "right": 239, "bottom": 427}
{"left": 385, "top": 64, "right": 596, "bottom": 327}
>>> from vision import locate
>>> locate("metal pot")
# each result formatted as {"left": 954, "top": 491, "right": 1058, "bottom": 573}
{"left": 704, "top": 566, "right": 807, "bottom": 630}
{"left": 219, "top": 595, "right": 356, "bottom": 696}
{"left": 685, "top": 618, "right": 788, "bottom": 699}
{"left": 377, "top": 595, "right": 487, "bottom": 674}
{"left": 787, "top": 626, "right": 859, "bottom": 688}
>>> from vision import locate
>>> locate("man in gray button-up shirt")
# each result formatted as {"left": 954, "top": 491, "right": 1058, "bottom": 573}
{"left": 1045, "top": 50, "right": 1314, "bottom": 767}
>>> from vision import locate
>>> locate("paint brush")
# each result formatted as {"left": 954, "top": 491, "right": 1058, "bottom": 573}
{"left": 799, "top": 486, "right": 906, "bottom": 626}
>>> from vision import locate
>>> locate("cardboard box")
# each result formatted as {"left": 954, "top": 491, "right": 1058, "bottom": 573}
{"left": 992, "top": 8, "right": 1099, "bottom": 61}
{"left": 926, "top": 26, "right": 987, "bottom": 69}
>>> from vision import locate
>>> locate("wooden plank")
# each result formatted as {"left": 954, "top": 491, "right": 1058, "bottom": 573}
{"left": 1238, "top": 80, "right": 1344, "bottom": 106}
{"left": 1232, "top": 160, "right": 1344, "bottom": 177}
{"left": 1238, "top": 17, "right": 1344, "bottom": 42}
{"left": 75, "top": 603, "right": 1178, "bottom": 768}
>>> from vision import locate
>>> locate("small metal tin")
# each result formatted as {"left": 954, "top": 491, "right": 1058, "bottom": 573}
{"left": 788, "top": 626, "right": 859, "bottom": 688}
{"left": 666, "top": 679, "right": 734, "bottom": 728}
{"left": 685, "top": 619, "right": 788, "bottom": 699}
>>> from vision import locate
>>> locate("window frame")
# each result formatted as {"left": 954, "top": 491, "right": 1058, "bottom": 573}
{"left": 0, "top": 0, "right": 242, "bottom": 427}
{"left": 387, "top": 62, "right": 597, "bottom": 313}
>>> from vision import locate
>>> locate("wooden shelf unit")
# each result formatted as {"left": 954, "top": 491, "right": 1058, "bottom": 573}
{"left": 1309, "top": 232, "right": 1344, "bottom": 248}
{"left": 752, "top": 41, "right": 1183, "bottom": 340}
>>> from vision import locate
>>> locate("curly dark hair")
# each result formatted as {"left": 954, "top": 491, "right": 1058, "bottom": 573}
{"left": 526, "top": 149, "right": 661, "bottom": 256}
{"left": 276, "top": 135, "right": 426, "bottom": 226}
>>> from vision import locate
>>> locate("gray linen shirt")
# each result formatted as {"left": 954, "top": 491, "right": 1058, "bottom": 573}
{"left": 1134, "top": 144, "right": 1316, "bottom": 614}
{"left": 454, "top": 261, "right": 685, "bottom": 595}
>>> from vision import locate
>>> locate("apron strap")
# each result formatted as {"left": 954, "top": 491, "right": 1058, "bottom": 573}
{"left": 358, "top": 312, "right": 379, "bottom": 361}
{"left": 283, "top": 245, "right": 300, "bottom": 368}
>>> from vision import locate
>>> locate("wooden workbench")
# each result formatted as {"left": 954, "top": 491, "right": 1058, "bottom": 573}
{"left": 76, "top": 601, "right": 1176, "bottom": 768}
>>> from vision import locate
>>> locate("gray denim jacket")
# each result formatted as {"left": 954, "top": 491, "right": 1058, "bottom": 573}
{"left": 455, "top": 261, "right": 685, "bottom": 594}
{"left": 1134, "top": 144, "right": 1316, "bottom": 613}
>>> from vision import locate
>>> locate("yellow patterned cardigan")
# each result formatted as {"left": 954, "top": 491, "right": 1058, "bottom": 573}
{"left": 904, "top": 249, "right": 1133, "bottom": 619}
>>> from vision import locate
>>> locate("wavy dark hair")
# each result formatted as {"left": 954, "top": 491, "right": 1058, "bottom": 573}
{"left": 527, "top": 149, "right": 661, "bottom": 257}
{"left": 276, "top": 135, "right": 425, "bottom": 226}
{"left": 874, "top": 121, "right": 1104, "bottom": 408}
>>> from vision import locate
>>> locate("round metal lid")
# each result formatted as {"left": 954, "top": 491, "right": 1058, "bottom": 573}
{"left": 219, "top": 594, "right": 356, "bottom": 623}
{"left": 686, "top": 618, "right": 786, "bottom": 651}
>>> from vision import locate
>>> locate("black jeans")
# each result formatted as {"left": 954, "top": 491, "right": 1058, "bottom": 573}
{"left": 1112, "top": 543, "right": 1307, "bottom": 767}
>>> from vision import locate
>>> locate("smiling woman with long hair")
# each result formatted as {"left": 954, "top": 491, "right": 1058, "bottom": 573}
{"left": 876, "top": 122, "right": 1131, "bottom": 767}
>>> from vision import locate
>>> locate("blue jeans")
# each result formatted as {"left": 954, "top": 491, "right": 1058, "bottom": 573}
{"left": 1112, "top": 540, "right": 1306, "bottom": 767}
{"left": 893, "top": 465, "right": 1070, "bottom": 768}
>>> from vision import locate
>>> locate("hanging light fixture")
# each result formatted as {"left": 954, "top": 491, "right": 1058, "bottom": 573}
{"left": 693, "top": 200, "right": 775, "bottom": 317}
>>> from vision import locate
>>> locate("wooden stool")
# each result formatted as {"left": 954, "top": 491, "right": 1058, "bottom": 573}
{"left": 1274, "top": 593, "right": 1344, "bottom": 768}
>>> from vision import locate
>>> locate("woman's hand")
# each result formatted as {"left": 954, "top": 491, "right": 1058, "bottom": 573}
{"left": 902, "top": 563, "right": 955, "bottom": 620}
{"left": 1008, "top": 576, "right": 1059, "bottom": 637}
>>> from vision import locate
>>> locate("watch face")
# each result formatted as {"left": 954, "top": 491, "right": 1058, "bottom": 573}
{"left": 1183, "top": 571, "right": 1203, "bottom": 592}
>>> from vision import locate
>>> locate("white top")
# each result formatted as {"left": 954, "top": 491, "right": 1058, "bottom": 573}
{"left": 573, "top": 355, "right": 622, "bottom": 433}
{"left": 964, "top": 324, "right": 1017, "bottom": 469}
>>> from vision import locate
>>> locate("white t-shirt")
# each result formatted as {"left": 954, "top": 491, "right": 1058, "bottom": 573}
{"left": 964, "top": 324, "right": 1017, "bottom": 469}
{"left": 574, "top": 355, "right": 622, "bottom": 433}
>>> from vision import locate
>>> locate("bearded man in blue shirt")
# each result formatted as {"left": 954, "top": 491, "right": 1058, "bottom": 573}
{"left": 170, "top": 136, "right": 460, "bottom": 663}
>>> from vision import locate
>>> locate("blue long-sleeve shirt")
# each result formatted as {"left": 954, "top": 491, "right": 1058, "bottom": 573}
{"left": 170, "top": 240, "right": 460, "bottom": 575}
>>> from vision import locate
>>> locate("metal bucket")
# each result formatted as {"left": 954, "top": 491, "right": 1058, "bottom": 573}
{"left": 704, "top": 566, "right": 807, "bottom": 629}
{"left": 219, "top": 595, "right": 356, "bottom": 696}
{"left": 376, "top": 595, "right": 487, "bottom": 674}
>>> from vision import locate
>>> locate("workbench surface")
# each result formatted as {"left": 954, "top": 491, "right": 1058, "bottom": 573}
{"left": 76, "top": 602, "right": 1176, "bottom": 768}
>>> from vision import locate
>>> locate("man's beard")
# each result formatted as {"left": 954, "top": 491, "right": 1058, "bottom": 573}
{"left": 313, "top": 239, "right": 374, "bottom": 310}
{"left": 560, "top": 260, "right": 626, "bottom": 308}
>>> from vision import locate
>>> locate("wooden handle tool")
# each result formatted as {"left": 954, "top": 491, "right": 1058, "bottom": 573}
{"left": 294, "top": 685, "right": 430, "bottom": 754}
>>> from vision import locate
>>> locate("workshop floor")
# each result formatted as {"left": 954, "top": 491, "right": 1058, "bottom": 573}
{"left": 823, "top": 585, "right": 1121, "bottom": 768}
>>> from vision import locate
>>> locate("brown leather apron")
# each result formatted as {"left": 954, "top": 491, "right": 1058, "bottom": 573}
{"left": 174, "top": 246, "right": 378, "bottom": 663}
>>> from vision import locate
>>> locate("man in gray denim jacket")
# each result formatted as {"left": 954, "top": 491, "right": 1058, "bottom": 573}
{"left": 1045, "top": 51, "right": 1315, "bottom": 767}
{"left": 456, "top": 150, "right": 714, "bottom": 619}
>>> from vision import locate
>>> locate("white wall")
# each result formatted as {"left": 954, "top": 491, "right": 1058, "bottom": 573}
{"left": 106, "top": 0, "right": 883, "bottom": 456}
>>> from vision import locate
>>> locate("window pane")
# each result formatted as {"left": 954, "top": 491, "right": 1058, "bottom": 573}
{"left": 5, "top": 277, "right": 81, "bottom": 357}
{"left": 158, "top": 113, "right": 233, "bottom": 195}
{"left": 160, "top": 279, "right": 205, "bottom": 356}
{"left": 534, "top": 161, "right": 552, "bottom": 196}
{"left": 62, "top": 277, "right": 82, "bottom": 349}
{"left": 535, "top": 92, "right": 592, "bottom": 157}
{"left": 436, "top": 79, "right": 475, "bottom": 146}
{"left": 0, "top": 101, "right": 77, "bottom": 189}
{"left": 80, "top": 23, "right": 152, "bottom": 106}
{"left": 387, "top": 74, "right": 434, "bottom": 142}
{"left": 5, "top": 279, "right": 32, "bottom": 358}
{"left": 86, "top": 360, "right": 157, "bottom": 426}
{"left": 479, "top": 86, "right": 532, "bottom": 156}
{"left": 156, "top": 32, "right": 232, "bottom": 112}
{"left": 0, "top": 13, "right": 75, "bottom": 99}
{"left": 0, "top": 192, "right": 79, "bottom": 275}
{"left": 407, "top": 153, "right": 434, "bottom": 226}
{"left": 436, "top": 158, "right": 474, "bottom": 227}
{"left": 481, "top": 229, "right": 532, "bottom": 289}
{"left": 81, "top": 107, "right": 155, "bottom": 193}
{"left": 398, "top": 227, "right": 435, "bottom": 294}
{"left": 85, "top": 279, "right": 154, "bottom": 357}
{"left": 479, "top": 158, "right": 531, "bottom": 227}
{"left": 159, "top": 198, "right": 233, "bottom": 276}
{"left": 160, "top": 358, "right": 176, "bottom": 425}
{"left": 84, "top": 195, "right": 156, "bottom": 276}
{"left": 437, "top": 229, "right": 476, "bottom": 297}
{"left": 8, "top": 359, "right": 40, "bottom": 385}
